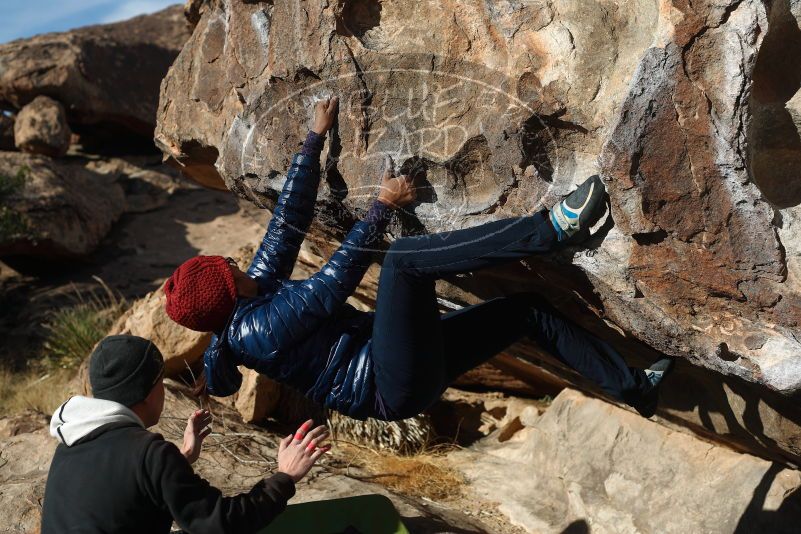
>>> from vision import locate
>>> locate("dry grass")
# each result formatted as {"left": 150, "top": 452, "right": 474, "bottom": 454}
{"left": 0, "top": 367, "right": 75, "bottom": 416}
{"left": 335, "top": 442, "right": 464, "bottom": 501}
{"left": 0, "top": 278, "right": 125, "bottom": 417}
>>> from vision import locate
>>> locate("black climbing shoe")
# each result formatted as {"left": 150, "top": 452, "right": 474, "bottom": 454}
{"left": 549, "top": 175, "right": 606, "bottom": 243}
{"left": 634, "top": 357, "right": 675, "bottom": 418}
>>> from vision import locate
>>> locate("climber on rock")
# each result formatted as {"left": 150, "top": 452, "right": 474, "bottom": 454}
{"left": 41, "top": 334, "right": 329, "bottom": 534}
{"left": 164, "top": 96, "right": 674, "bottom": 422}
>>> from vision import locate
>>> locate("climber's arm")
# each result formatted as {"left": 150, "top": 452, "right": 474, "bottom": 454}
{"left": 241, "top": 200, "right": 392, "bottom": 351}
{"left": 247, "top": 98, "right": 339, "bottom": 289}
{"left": 243, "top": 164, "right": 416, "bottom": 351}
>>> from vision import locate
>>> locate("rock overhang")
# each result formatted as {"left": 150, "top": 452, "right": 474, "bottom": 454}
{"left": 155, "top": 0, "right": 801, "bottom": 399}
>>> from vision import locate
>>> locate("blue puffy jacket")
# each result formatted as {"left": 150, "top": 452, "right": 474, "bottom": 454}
{"left": 203, "top": 153, "right": 384, "bottom": 420}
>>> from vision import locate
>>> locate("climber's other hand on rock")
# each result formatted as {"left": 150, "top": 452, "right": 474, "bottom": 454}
{"left": 312, "top": 96, "right": 339, "bottom": 135}
{"left": 378, "top": 160, "right": 416, "bottom": 208}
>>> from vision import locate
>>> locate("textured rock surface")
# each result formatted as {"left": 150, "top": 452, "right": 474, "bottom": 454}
{"left": 109, "top": 287, "right": 212, "bottom": 377}
{"left": 452, "top": 388, "right": 801, "bottom": 533}
{"left": 13, "top": 95, "right": 71, "bottom": 157}
{"left": 234, "top": 367, "right": 280, "bottom": 423}
{"left": 0, "top": 426, "right": 54, "bottom": 533}
{"left": 0, "top": 151, "right": 125, "bottom": 258}
{"left": 156, "top": 0, "right": 801, "bottom": 399}
{"left": 0, "top": 152, "right": 190, "bottom": 262}
{"left": 84, "top": 156, "right": 185, "bottom": 214}
{"left": 0, "top": 5, "right": 190, "bottom": 136}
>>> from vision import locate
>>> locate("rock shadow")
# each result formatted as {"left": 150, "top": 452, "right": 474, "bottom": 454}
{"left": 747, "top": 0, "right": 801, "bottom": 208}
{"left": 561, "top": 520, "right": 590, "bottom": 534}
{"left": 443, "top": 250, "right": 801, "bottom": 467}
{"left": 336, "top": 0, "right": 383, "bottom": 50}
{"left": 734, "top": 463, "right": 801, "bottom": 533}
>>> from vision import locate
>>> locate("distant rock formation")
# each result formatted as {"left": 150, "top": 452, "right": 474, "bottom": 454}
{"left": 155, "top": 0, "right": 801, "bottom": 465}
{"left": 0, "top": 5, "right": 190, "bottom": 137}
{"left": 0, "top": 6, "right": 193, "bottom": 262}
{"left": 0, "top": 152, "right": 125, "bottom": 258}
{"left": 0, "top": 152, "right": 183, "bottom": 260}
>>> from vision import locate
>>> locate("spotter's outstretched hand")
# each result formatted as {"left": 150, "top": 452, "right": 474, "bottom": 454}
{"left": 277, "top": 419, "right": 331, "bottom": 483}
{"left": 181, "top": 409, "right": 212, "bottom": 464}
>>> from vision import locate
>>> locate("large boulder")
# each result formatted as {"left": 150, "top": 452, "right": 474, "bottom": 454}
{"left": 13, "top": 95, "right": 72, "bottom": 157}
{"left": 0, "top": 152, "right": 190, "bottom": 263}
{"left": 156, "top": 0, "right": 801, "bottom": 462}
{"left": 0, "top": 151, "right": 125, "bottom": 259}
{"left": 0, "top": 5, "right": 191, "bottom": 136}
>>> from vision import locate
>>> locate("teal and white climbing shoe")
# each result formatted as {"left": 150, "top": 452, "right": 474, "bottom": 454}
{"left": 634, "top": 357, "right": 675, "bottom": 418}
{"left": 644, "top": 357, "right": 674, "bottom": 389}
{"left": 549, "top": 175, "right": 606, "bottom": 242}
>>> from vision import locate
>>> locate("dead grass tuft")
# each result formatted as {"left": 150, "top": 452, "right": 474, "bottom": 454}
{"left": 335, "top": 442, "right": 464, "bottom": 501}
{"left": 0, "top": 367, "right": 75, "bottom": 416}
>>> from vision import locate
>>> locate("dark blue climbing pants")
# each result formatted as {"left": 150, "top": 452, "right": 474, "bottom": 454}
{"left": 372, "top": 210, "right": 650, "bottom": 419}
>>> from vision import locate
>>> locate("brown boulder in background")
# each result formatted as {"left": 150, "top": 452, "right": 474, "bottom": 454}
{"left": 13, "top": 95, "right": 72, "bottom": 157}
{"left": 0, "top": 151, "right": 125, "bottom": 258}
{"left": 234, "top": 367, "right": 280, "bottom": 423}
{"left": 0, "top": 5, "right": 191, "bottom": 137}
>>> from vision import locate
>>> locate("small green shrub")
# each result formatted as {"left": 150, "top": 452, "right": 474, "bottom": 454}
{"left": 0, "top": 279, "right": 128, "bottom": 415}
{"left": 43, "top": 278, "right": 128, "bottom": 369}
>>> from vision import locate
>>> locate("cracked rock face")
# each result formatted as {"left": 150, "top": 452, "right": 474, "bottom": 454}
{"left": 156, "top": 0, "right": 801, "bottom": 397}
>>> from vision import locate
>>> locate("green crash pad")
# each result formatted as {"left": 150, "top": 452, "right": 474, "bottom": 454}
{"left": 258, "top": 494, "right": 409, "bottom": 534}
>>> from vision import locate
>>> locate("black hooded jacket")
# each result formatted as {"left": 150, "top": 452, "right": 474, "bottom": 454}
{"left": 41, "top": 396, "right": 295, "bottom": 534}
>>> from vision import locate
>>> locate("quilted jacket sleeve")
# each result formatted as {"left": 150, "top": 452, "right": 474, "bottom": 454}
{"left": 246, "top": 153, "right": 321, "bottom": 289}
{"left": 239, "top": 215, "right": 388, "bottom": 354}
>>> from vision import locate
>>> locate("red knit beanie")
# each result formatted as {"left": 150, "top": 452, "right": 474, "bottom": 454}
{"left": 164, "top": 255, "right": 238, "bottom": 333}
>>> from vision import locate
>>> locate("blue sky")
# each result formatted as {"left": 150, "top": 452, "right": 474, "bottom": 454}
{"left": 0, "top": 0, "right": 180, "bottom": 44}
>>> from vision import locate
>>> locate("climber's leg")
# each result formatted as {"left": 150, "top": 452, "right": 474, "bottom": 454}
{"left": 372, "top": 211, "right": 559, "bottom": 419}
{"left": 371, "top": 256, "right": 445, "bottom": 419}
{"left": 373, "top": 286, "right": 655, "bottom": 419}
{"left": 516, "top": 296, "right": 650, "bottom": 404}
{"left": 438, "top": 294, "right": 649, "bottom": 403}
{"left": 376, "top": 209, "right": 557, "bottom": 280}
